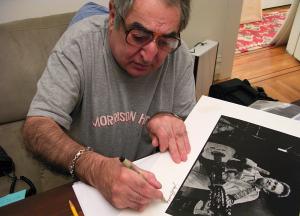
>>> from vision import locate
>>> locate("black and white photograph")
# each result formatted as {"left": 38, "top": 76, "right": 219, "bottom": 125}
{"left": 250, "top": 100, "right": 300, "bottom": 121}
{"left": 166, "top": 115, "right": 300, "bottom": 216}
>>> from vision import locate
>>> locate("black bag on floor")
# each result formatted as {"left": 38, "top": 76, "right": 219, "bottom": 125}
{"left": 0, "top": 145, "right": 36, "bottom": 197}
{"left": 208, "top": 78, "right": 276, "bottom": 106}
{"left": 0, "top": 145, "right": 14, "bottom": 177}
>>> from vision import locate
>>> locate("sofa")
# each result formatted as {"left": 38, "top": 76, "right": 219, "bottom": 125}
{"left": 0, "top": 12, "right": 77, "bottom": 196}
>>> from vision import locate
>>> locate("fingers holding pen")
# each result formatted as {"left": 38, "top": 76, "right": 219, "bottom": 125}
{"left": 116, "top": 168, "right": 163, "bottom": 209}
{"left": 127, "top": 173, "right": 162, "bottom": 203}
{"left": 122, "top": 159, "right": 162, "bottom": 190}
{"left": 119, "top": 158, "right": 163, "bottom": 198}
{"left": 106, "top": 158, "right": 163, "bottom": 209}
{"left": 87, "top": 156, "right": 164, "bottom": 210}
{"left": 139, "top": 168, "right": 162, "bottom": 189}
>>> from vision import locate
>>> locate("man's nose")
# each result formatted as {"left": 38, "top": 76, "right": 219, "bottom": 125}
{"left": 140, "top": 40, "right": 159, "bottom": 63}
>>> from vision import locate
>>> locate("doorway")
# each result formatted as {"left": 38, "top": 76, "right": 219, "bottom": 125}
{"left": 235, "top": 4, "right": 290, "bottom": 54}
{"left": 231, "top": 3, "right": 300, "bottom": 103}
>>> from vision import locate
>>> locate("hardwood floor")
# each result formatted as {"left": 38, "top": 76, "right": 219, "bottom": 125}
{"left": 231, "top": 46, "right": 300, "bottom": 103}
{"left": 230, "top": 5, "right": 300, "bottom": 104}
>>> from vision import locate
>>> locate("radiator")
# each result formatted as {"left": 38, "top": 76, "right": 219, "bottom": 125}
{"left": 190, "top": 40, "right": 218, "bottom": 100}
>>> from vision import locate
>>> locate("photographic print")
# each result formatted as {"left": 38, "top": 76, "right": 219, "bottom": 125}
{"left": 250, "top": 100, "right": 300, "bottom": 121}
{"left": 166, "top": 115, "right": 300, "bottom": 216}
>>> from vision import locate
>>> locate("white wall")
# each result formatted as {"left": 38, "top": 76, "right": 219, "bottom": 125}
{"left": 0, "top": 0, "right": 109, "bottom": 24}
{"left": 181, "top": 0, "right": 243, "bottom": 80}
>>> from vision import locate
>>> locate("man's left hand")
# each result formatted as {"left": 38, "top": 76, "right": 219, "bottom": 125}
{"left": 147, "top": 113, "right": 190, "bottom": 163}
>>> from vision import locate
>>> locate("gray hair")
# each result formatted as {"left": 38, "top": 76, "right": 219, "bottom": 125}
{"left": 110, "top": 0, "right": 191, "bottom": 32}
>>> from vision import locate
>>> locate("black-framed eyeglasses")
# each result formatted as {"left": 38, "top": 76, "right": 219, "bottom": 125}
{"left": 118, "top": 13, "right": 181, "bottom": 53}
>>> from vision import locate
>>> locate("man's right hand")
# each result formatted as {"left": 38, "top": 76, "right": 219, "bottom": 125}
{"left": 23, "top": 117, "right": 163, "bottom": 211}
{"left": 77, "top": 154, "right": 163, "bottom": 211}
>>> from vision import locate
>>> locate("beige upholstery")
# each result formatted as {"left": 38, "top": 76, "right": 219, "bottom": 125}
{"left": 0, "top": 13, "right": 75, "bottom": 196}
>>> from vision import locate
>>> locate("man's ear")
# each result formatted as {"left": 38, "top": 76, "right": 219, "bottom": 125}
{"left": 108, "top": 1, "right": 116, "bottom": 30}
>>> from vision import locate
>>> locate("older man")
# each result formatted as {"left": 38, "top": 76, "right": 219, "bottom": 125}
{"left": 23, "top": 0, "right": 195, "bottom": 211}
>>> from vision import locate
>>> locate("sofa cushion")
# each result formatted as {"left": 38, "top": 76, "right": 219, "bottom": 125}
{"left": 0, "top": 13, "right": 75, "bottom": 196}
{"left": 0, "top": 12, "right": 74, "bottom": 124}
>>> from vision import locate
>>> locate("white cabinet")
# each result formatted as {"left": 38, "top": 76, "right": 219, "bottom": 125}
{"left": 191, "top": 40, "right": 218, "bottom": 99}
{"left": 181, "top": 0, "right": 243, "bottom": 80}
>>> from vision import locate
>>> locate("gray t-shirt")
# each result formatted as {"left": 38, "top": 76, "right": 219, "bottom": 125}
{"left": 28, "top": 15, "right": 196, "bottom": 161}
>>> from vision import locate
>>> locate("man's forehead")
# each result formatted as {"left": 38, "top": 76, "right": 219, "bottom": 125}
{"left": 127, "top": 21, "right": 178, "bottom": 37}
{"left": 125, "top": 0, "right": 180, "bottom": 34}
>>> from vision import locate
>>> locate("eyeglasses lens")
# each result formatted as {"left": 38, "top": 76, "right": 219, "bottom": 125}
{"left": 126, "top": 29, "right": 180, "bottom": 53}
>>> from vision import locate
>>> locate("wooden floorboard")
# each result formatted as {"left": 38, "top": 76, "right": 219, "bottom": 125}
{"left": 253, "top": 70, "right": 300, "bottom": 102}
{"left": 231, "top": 46, "right": 300, "bottom": 103}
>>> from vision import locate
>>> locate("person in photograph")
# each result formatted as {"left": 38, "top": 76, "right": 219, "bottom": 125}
{"left": 189, "top": 144, "right": 291, "bottom": 215}
{"left": 22, "top": 0, "right": 195, "bottom": 211}
{"left": 190, "top": 159, "right": 291, "bottom": 216}
{"left": 222, "top": 158, "right": 291, "bottom": 206}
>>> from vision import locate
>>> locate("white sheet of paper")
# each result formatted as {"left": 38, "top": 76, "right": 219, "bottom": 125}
{"left": 73, "top": 96, "right": 300, "bottom": 216}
